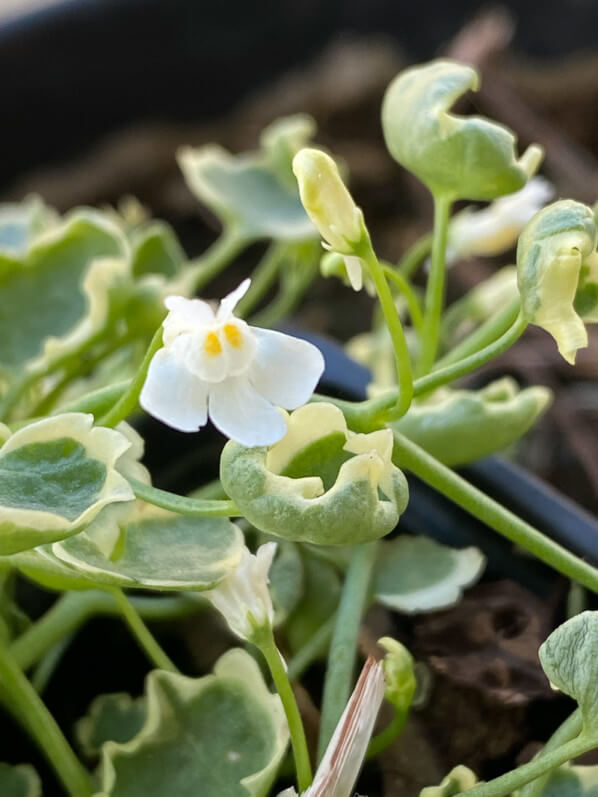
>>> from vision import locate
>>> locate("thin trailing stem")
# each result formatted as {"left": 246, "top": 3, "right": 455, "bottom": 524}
{"left": 366, "top": 707, "right": 408, "bottom": 759}
{"left": 129, "top": 477, "right": 240, "bottom": 517}
{"left": 317, "top": 541, "right": 378, "bottom": 762}
{"left": 392, "top": 430, "right": 598, "bottom": 594}
{"left": 458, "top": 734, "right": 598, "bottom": 797}
{"left": 436, "top": 296, "right": 521, "bottom": 368}
{"left": 381, "top": 263, "right": 424, "bottom": 334}
{"left": 519, "top": 710, "right": 583, "bottom": 797}
{"left": 236, "top": 241, "right": 289, "bottom": 318}
{"left": 0, "top": 639, "right": 94, "bottom": 797}
{"left": 361, "top": 245, "right": 413, "bottom": 420}
{"left": 178, "top": 227, "right": 246, "bottom": 294}
{"left": 98, "top": 326, "right": 163, "bottom": 427}
{"left": 10, "top": 591, "right": 200, "bottom": 671}
{"left": 418, "top": 194, "right": 452, "bottom": 375}
{"left": 397, "top": 232, "right": 432, "bottom": 279}
{"left": 108, "top": 588, "right": 179, "bottom": 673}
{"left": 258, "top": 628, "right": 313, "bottom": 793}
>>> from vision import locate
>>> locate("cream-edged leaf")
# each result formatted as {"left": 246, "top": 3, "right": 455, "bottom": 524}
{"left": 374, "top": 535, "right": 486, "bottom": 614}
{"left": 0, "top": 763, "right": 42, "bottom": 797}
{"left": 98, "top": 648, "right": 289, "bottom": 797}
{"left": 52, "top": 515, "right": 244, "bottom": 591}
{"left": 76, "top": 693, "right": 147, "bottom": 759}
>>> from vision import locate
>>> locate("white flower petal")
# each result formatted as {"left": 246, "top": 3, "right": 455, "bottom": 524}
{"left": 208, "top": 376, "right": 287, "bottom": 446}
{"left": 344, "top": 255, "right": 364, "bottom": 291}
{"left": 221, "top": 319, "right": 257, "bottom": 376}
{"left": 182, "top": 330, "right": 229, "bottom": 383}
{"left": 217, "top": 278, "right": 251, "bottom": 320}
{"left": 163, "top": 296, "right": 215, "bottom": 344}
{"left": 250, "top": 328, "right": 325, "bottom": 409}
{"left": 140, "top": 348, "right": 209, "bottom": 432}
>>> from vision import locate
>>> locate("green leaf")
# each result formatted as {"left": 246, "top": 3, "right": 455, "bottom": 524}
{"left": 528, "top": 763, "right": 598, "bottom": 797}
{"left": 130, "top": 222, "right": 185, "bottom": 279}
{"left": 382, "top": 60, "right": 541, "bottom": 201}
{"left": 0, "top": 208, "right": 127, "bottom": 374}
{"left": 539, "top": 611, "right": 598, "bottom": 735}
{"left": 0, "top": 414, "right": 133, "bottom": 555}
{"left": 517, "top": 199, "right": 598, "bottom": 364}
{"left": 76, "top": 693, "right": 147, "bottom": 758}
{"left": 220, "top": 403, "right": 409, "bottom": 546}
{"left": 178, "top": 144, "right": 315, "bottom": 242}
{"left": 420, "top": 765, "right": 478, "bottom": 796}
{"left": 374, "top": 535, "right": 485, "bottom": 614}
{"left": 286, "top": 553, "right": 340, "bottom": 654}
{"left": 268, "top": 541, "right": 304, "bottom": 626}
{"left": 0, "top": 763, "right": 42, "bottom": 797}
{"left": 98, "top": 648, "right": 288, "bottom": 797}
{"left": 0, "top": 196, "right": 58, "bottom": 259}
{"left": 51, "top": 513, "right": 245, "bottom": 590}
{"left": 391, "top": 378, "right": 552, "bottom": 466}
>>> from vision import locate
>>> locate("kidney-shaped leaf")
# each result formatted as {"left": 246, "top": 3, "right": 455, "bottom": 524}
{"left": 178, "top": 145, "right": 315, "bottom": 242}
{"left": 76, "top": 693, "right": 147, "bottom": 759}
{"left": 0, "top": 414, "right": 134, "bottom": 555}
{"left": 0, "top": 208, "right": 127, "bottom": 374}
{"left": 98, "top": 648, "right": 289, "bottom": 797}
{"left": 539, "top": 611, "right": 598, "bottom": 735}
{"left": 0, "top": 763, "right": 41, "bottom": 797}
{"left": 374, "top": 535, "right": 486, "bottom": 614}
{"left": 52, "top": 514, "right": 245, "bottom": 591}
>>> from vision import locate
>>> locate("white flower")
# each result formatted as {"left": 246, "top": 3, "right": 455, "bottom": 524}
{"left": 447, "top": 177, "right": 553, "bottom": 263}
{"left": 293, "top": 149, "right": 366, "bottom": 291}
{"left": 203, "top": 542, "right": 277, "bottom": 641}
{"left": 139, "top": 280, "right": 324, "bottom": 446}
{"left": 278, "top": 656, "right": 385, "bottom": 797}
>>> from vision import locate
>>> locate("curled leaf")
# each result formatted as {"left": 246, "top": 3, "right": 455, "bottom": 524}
{"left": 391, "top": 378, "right": 552, "bottom": 466}
{"left": 517, "top": 199, "right": 598, "bottom": 364}
{"left": 220, "top": 403, "right": 408, "bottom": 545}
{"left": 382, "top": 59, "right": 542, "bottom": 200}
{"left": 539, "top": 611, "right": 598, "bottom": 735}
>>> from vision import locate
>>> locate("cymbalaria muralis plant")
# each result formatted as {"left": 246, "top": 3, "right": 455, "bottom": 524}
{"left": 1, "top": 58, "right": 598, "bottom": 797}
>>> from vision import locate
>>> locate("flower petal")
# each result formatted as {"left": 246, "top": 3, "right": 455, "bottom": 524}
{"left": 249, "top": 328, "right": 325, "bottom": 409}
{"left": 208, "top": 376, "right": 287, "bottom": 446}
{"left": 344, "top": 255, "right": 364, "bottom": 291}
{"left": 140, "top": 348, "right": 209, "bottom": 432}
{"left": 217, "top": 278, "right": 251, "bottom": 320}
{"left": 163, "top": 296, "right": 215, "bottom": 344}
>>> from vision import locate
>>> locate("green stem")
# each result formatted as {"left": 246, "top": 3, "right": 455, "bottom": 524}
{"left": 412, "top": 313, "right": 527, "bottom": 399}
{"left": 366, "top": 708, "right": 408, "bottom": 759}
{"left": 59, "top": 380, "right": 130, "bottom": 417}
{"left": 0, "top": 639, "right": 93, "bottom": 797}
{"left": 519, "top": 710, "right": 583, "bottom": 797}
{"left": 458, "top": 734, "right": 597, "bottom": 797}
{"left": 392, "top": 431, "right": 598, "bottom": 594}
{"left": 397, "top": 233, "right": 433, "bottom": 279}
{"left": 10, "top": 591, "right": 199, "bottom": 671}
{"left": 287, "top": 614, "right": 336, "bottom": 683}
{"left": 317, "top": 541, "right": 378, "bottom": 762}
{"left": 382, "top": 264, "right": 424, "bottom": 334}
{"left": 98, "top": 326, "right": 163, "bottom": 427}
{"left": 250, "top": 256, "right": 318, "bottom": 329}
{"left": 107, "top": 588, "right": 179, "bottom": 672}
{"left": 31, "top": 635, "right": 73, "bottom": 694}
{"left": 179, "top": 228, "right": 247, "bottom": 294}
{"left": 418, "top": 195, "right": 452, "bottom": 375}
{"left": 236, "top": 241, "right": 288, "bottom": 318}
{"left": 312, "top": 312, "right": 527, "bottom": 433}
{"left": 436, "top": 297, "right": 521, "bottom": 368}
{"left": 259, "top": 628, "right": 313, "bottom": 793}
{"left": 129, "top": 477, "right": 240, "bottom": 517}
{"left": 361, "top": 246, "right": 413, "bottom": 420}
